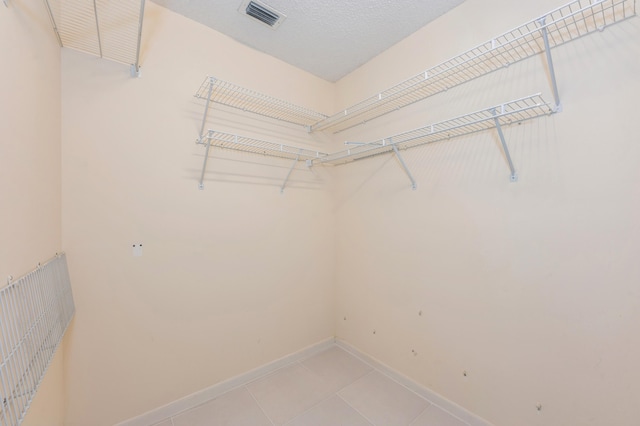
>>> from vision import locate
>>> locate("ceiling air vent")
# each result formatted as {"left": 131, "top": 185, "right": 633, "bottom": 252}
{"left": 239, "top": 0, "right": 286, "bottom": 29}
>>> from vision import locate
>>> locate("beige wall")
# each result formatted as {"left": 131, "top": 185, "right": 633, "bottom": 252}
{"left": 60, "top": 3, "right": 336, "bottom": 425}
{"left": 0, "top": 0, "right": 64, "bottom": 425}
{"left": 5, "top": 0, "right": 638, "bottom": 424}
{"left": 333, "top": 1, "right": 640, "bottom": 425}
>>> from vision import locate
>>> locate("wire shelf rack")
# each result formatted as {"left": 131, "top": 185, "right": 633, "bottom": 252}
{"left": 195, "top": 77, "right": 328, "bottom": 128}
{"left": 198, "top": 131, "right": 329, "bottom": 162}
{"left": 0, "top": 254, "right": 75, "bottom": 426}
{"left": 315, "top": 94, "right": 554, "bottom": 165}
{"left": 310, "top": 0, "right": 635, "bottom": 133}
{"left": 43, "top": 0, "right": 145, "bottom": 72}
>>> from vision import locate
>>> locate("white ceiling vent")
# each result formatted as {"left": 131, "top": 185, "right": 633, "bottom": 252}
{"left": 239, "top": 0, "right": 286, "bottom": 29}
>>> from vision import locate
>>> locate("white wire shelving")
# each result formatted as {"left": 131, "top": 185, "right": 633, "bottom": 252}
{"left": 194, "top": 0, "right": 634, "bottom": 135}
{"left": 197, "top": 131, "right": 328, "bottom": 162}
{"left": 317, "top": 94, "right": 553, "bottom": 165}
{"left": 0, "top": 254, "right": 75, "bottom": 426}
{"left": 309, "top": 0, "right": 635, "bottom": 133}
{"left": 197, "top": 95, "right": 551, "bottom": 190}
{"left": 314, "top": 94, "right": 553, "bottom": 185}
{"left": 196, "top": 130, "right": 328, "bottom": 191}
{"left": 194, "top": 77, "right": 328, "bottom": 129}
{"left": 193, "top": 0, "right": 635, "bottom": 190}
{"left": 43, "top": 0, "right": 146, "bottom": 75}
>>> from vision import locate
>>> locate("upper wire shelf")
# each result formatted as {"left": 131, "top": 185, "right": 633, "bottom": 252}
{"left": 198, "top": 130, "right": 329, "bottom": 162}
{"left": 310, "top": 0, "right": 635, "bottom": 133}
{"left": 43, "top": 0, "right": 145, "bottom": 73}
{"left": 315, "top": 94, "right": 554, "bottom": 165}
{"left": 195, "top": 77, "right": 328, "bottom": 129}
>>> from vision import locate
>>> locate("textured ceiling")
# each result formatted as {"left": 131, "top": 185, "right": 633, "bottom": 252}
{"left": 150, "top": 0, "right": 466, "bottom": 82}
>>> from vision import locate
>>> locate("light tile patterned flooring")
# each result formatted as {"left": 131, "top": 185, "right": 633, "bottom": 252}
{"left": 154, "top": 346, "right": 468, "bottom": 426}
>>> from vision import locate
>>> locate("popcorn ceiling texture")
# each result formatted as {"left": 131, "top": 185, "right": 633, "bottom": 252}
{"left": 150, "top": 0, "right": 465, "bottom": 82}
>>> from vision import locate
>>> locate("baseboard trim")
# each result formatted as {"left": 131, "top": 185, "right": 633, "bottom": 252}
{"left": 335, "top": 339, "right": 494, "bottom": 426}
{"left": 114, "top": 337, "right": 336, "bottom": 426}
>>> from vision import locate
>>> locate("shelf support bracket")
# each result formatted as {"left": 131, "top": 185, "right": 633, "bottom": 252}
{"left": 392, "top": 143, "right": 417, "bottom": 190}
{"left": 280, "top": 154, "right": 300, "bottom": 194}
{"left": 491, "top": 109, "right": 518, "bottom": 182}
{"left": 538, "top": 17, "right": 562, "bottom": 112}
{"left": 198, "top": 130, "right": 213, "bottom": 190}
{"left": 130, "top": 0, "right": 145, "bottom": 78}
{"left": 197, "top": 77, "right": 216, "bottom": 143}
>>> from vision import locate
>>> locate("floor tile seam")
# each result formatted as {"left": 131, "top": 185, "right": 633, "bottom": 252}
{"left": 407, "top": 404, "right": 432, "bottom": 426}
{"left": 244, "top": 384, "right": 276, "bottom": 426}
{"left": 296, "top": 359, "right": 314, "bottom": 375}
{"left": 336, "top": 342, "right": 471, "bottom": 425}
{"left": 335, "top": 393, "right": 376, "bottom": 426}
{"left": 280, "top": 392, "right": 339, "bottom": 426}
{"left": 410, "top": 404, "right": 472, "bottom": 426}
{"left": 336, "top": 343, "right": 435, "bottom": 404}
{"left": 296, "top": 357, "right": 372, "bottom": 394}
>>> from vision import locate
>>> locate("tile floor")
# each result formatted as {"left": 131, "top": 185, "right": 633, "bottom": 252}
{"left": 154, "top": 346, "right": 468, "bottom": 426}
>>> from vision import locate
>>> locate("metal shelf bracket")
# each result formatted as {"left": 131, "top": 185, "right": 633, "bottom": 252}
{"left": 280, "top": 154, "right": 301, "bottom": 194}
{"left": 198, "top": 77, "right": 216, "bottom": 142}
{"left": 537, "top": 16, "right": 562, "bottom": 112}
{"left": 391, "top": 141, "right": 417, "bottom": 190}
{"left": 132, "top": 0, "right": 146, "bottom": 78}
{"left": 491, "top": 108, "right": 518, "bottom": 182}
{"left": 198, "top": 130, "right": 214, "bottom": 190}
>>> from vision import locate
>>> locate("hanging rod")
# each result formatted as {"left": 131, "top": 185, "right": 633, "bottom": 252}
{"left": 310, "top": 0, "right": 635, "bottom": 133}
{"left": 314, "top": 94, "right": 554, "bottom": 165}
{"left": 194, "top": 77, "right": 328, "bottom": 129}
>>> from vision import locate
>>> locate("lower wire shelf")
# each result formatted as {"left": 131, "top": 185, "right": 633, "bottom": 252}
{"left": 196, "top": 93, "right": 555, "bottom": 190}
{"left": 196, "top": 130, "right": 329, "bottom": 191}
{"left": 197, "top": 131, "right": 329, "bottom": 162}
{"left": 314, "top": 93, "right": 554, "bottom": 166}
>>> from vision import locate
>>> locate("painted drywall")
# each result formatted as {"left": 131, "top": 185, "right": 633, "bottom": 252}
{"left": 60, "top": 3, "right": 336, "bottom": 425}
{"left": 333, "top": 0, "right": 640, "bottom": 425}
{"left": 0, "top": 0, "right": 64, "bottom": 424}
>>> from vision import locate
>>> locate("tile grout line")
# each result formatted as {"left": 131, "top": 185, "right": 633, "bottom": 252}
{"left": 281, "top": 392, "right": 335, "bottom": 426}
{"left": 336, "top": 341, "right": 473, "bottom": 426}
{"left": 335, "top": 393, "right": 376, "bottom": 426}
{"left": 281, "top": 360, "right": 342, "bottom": 425}
{"left": 407, "top": 405, "right": 431, "bottom": 426}
{"left": 245, "top": 384, "right": 276, "bottom": 426}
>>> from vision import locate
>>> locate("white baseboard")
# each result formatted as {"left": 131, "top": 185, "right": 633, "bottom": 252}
{"left": 335, "top": 339, "right": 494, "bottom": 426}
{"left": 114, "top": 337, "right": 336, "bottom": 426}
{"left": 335, "top": 339, "right": 493, "bottom": 426}
{"left": 116, "top": 337, "right": 492, "bottom": 426}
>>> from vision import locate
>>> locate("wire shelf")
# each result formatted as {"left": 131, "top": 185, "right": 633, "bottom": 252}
{"left": 0, "top": 254, "right": 75, "bottom": 426}
{"left": 198, "top": 131, "right": 329, "bottom": 162}
{"left": 310, "top": 0, "right": 635, "bottom": 133}
{"left": 195, "top": 77, "right": 328, "bottom": 128}
{"left": 43, "top": 0, "right": 145, "bottom": 69}
{"left": 315, "top": 94, "right": 554, "bottom": 165}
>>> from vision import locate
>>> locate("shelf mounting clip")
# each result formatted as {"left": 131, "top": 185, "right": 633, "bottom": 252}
{"left": 391, "top": 140, "right": 417, "bottom": 190}
{"left": 491, "top": 108, "right": 518, "bottom": 182}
